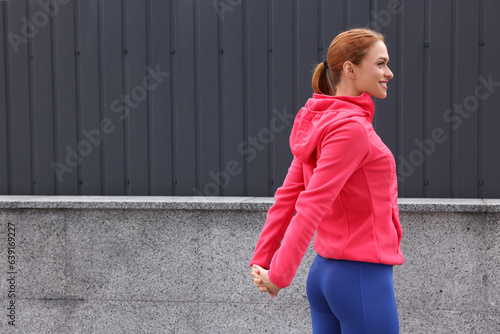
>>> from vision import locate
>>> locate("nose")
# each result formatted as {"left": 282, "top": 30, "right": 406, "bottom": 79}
{"left": 385, "top": 67, "right": 394, "bottom": 79}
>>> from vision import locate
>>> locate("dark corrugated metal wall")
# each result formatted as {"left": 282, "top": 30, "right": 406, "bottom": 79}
{"left": 1, "top": 0, "right": 499, "bottom": 198}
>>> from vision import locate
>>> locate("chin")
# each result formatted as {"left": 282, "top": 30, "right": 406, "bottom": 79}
{"left": 369, "top": 91, "right": 388, "bottom": 99}
{"left": 362, "top": 85, "right": 388, "bottom": 99}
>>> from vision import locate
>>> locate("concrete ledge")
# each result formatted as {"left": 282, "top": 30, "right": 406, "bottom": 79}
{"left": 0, "top": 195, "right": 499, "bottom": 212}
{"left": 397, "top": 198, "right": 500, "bottom": 213}
{"left": 0, "top": 196, "right": 498, "bottom": 333}
{"left": 0, "top": 195, "right": 267, "bottom": 211}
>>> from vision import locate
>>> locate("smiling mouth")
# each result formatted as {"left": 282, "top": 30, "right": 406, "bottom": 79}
{"left": 379, "top": 81, "right": 388, "bottom": 89}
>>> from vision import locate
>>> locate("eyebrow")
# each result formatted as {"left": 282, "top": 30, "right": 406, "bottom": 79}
{"left": 376, "top": 57, "right": 389, "bottom": 62}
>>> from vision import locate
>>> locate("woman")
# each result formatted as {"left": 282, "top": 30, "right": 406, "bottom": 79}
{"left": 249, "top": 28, "right": 404, "bottom": 333}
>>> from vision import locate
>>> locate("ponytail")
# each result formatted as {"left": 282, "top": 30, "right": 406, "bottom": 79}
{"left": 311, "top": 61, "right": 334, "bottom": 96}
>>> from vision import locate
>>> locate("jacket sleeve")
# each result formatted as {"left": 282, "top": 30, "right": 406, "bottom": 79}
{"left": 267, "top": 120, "right": 370, "bottom": 288}
{"left": 249, "top": 156, "right": 305, "bottom": 270}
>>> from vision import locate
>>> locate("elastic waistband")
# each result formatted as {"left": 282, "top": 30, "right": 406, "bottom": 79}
{"left": 313, "top": 254, "right": 394, "bottom": 270}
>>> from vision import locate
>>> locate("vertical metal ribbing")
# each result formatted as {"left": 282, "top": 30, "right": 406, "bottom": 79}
{"left": 3, "top": 2, "right": 12, "bottom": 194}
{"left": 146, "top": 0, "right": 152, "bottom": 195}
{"left": 194, "top": 0, "right": 200, "bottom": 196}
{"left": 27, "top": 0, "right": 35, "bottom": 195}
{"left": 477, "top": 0, "right": 485, "bottom": 198}
{"left": 241, "top": 0, "right": 248, "bottom": 195}
{"left": 193, "top": 0, "right": 198, "bottom": 196}
{"left": 97, "top": 0, "right": 104, "bottom": 194}
{"left": 450, "top": 0, "right": 457, "bottom": 197}
{"left": 423, "top": 0, "right": 430, "bottom": 197}
{"left": 169, "top": 0, "right": 176, "bottom": 195}
{"left": 396, "top": 0, "right": 404, "bottom": 194}
{"left": 51, "top": 0, "right": 59, "bottom": 194}
{"left": 217, "top": 0, "right": 223, "bottom": 196}
{"left": 267, "top": 0, "right": 274, "bottom": 196}
{"left": 74, "top": 0, "right": 82, "bottom": 194}
{"left": 121, "top": 0, "right": 129, "bottom": 195}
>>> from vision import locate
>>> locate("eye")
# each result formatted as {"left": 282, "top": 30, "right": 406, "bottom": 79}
{"left": 378, "top": 62, "right": 385, "bottom": 66}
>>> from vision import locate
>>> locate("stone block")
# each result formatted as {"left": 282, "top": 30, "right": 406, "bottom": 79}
{"left": 197, "top": 209, "right": 314, "bottom": 305}
{"left": 395, "top": 212, "right": 488, "bottom": 311}
{"left": 65, "top": 209, "right": 198, "bottom": 302}
{"left": 398, "top": 308, "right": 494, "bottom": 334}
{"left": 0, "top": 209, "right": 66, "bottom": 299}
{"left": 1, "top": 298, "right": 72, "bottom": 333}
{"left": 65, "top": 300, "right": 198, "bottom": 334}
{"left": 198, "top": 301, "right": 312, "bottom": 334}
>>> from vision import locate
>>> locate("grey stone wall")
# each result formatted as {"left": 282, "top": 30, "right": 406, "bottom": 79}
{"left": 0, "top": 196, "right": 498, "bottom": 333}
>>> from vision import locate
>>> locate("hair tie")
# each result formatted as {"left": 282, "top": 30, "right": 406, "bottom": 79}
{"left": 323, "top": 59, "right": 329, "bottom": 69}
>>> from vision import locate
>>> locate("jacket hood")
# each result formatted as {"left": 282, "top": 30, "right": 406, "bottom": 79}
{"left": 290, "top": 92, "right": 375, "bottom": 162}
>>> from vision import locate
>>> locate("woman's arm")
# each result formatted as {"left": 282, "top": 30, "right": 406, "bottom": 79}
{"left": 249, "top": 157, "right": 305, "bottom": 270}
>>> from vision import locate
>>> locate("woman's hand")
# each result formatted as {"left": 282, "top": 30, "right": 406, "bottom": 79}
{"left": 251, "top": 265, "right": 282, "bottom": 298}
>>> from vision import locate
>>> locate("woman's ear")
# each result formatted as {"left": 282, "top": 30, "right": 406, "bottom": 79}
{"left": 343, "top": 61, "right": 356, "bottom": 79}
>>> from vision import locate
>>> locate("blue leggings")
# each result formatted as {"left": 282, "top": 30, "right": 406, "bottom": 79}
{"left": 306, "top": 255, "right": 399, "bottom": 334}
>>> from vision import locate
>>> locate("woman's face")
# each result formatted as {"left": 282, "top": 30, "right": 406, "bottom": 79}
{"left": 353, "top": 40, "right": 393, "bottom": 99}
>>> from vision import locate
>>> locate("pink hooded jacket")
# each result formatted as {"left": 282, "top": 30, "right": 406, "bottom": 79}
{"left": 250, "top": 92, "right": 404, "bottom": 289}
